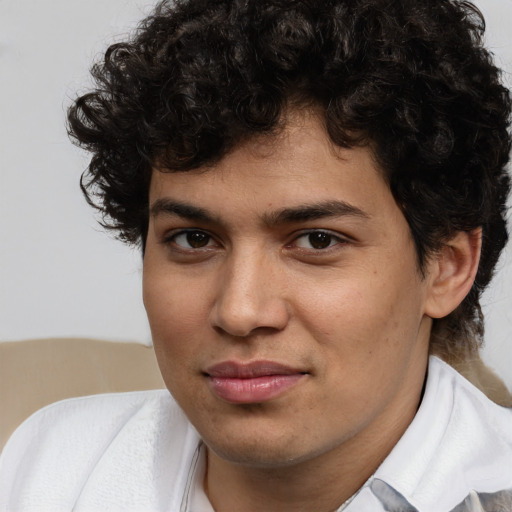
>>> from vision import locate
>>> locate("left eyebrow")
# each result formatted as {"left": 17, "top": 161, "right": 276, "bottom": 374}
{"left": 263, "top": 200, "right": 370, "bottom": 226}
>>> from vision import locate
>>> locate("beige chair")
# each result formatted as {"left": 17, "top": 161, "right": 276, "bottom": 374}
{"left": 0, "top": 338, "right": 165, "bottom": 451}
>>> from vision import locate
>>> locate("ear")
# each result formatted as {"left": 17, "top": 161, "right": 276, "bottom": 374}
{"left": 424, "top": 229, "right": 482, "bottom": 319}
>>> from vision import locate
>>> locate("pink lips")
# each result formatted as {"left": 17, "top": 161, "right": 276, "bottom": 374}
{"left": 205, "top": 361, "right": 306, "bottom": 404}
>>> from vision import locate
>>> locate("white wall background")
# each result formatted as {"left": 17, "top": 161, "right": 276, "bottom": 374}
{"left": 1, "top": 0, "right": 511, "bottom": 388}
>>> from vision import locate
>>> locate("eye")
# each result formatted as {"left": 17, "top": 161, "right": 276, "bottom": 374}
{"left": 293, "top": 231, "right": 344, "bottom": 250}
{"left": 170, "top": 230, "right": 216, "bottom": 249}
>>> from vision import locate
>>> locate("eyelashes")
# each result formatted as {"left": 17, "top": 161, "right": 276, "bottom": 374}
{"left": 162, "top": 228, "right": 350, "bottom": 255}
{"left": 292, "top": 231, "right": 347, "bottom": 250}
{"left": 170, "top": 230, "right": 217, "bottom": 249}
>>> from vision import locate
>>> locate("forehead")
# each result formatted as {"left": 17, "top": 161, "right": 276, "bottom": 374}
{"left": 149, "top": 111, "right": 393, "bottom": 217}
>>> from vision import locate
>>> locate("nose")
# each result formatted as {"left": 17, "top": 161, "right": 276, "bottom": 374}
{"left": 209, "top": 251, "right": 290, "bottom": 338}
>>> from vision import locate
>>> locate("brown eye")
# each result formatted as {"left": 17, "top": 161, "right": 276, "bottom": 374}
{"left": 293, "top": 230, "right": 345, "bottom": 250}
{"left": 173, "top": 230, "right": 213, "bottom": 249}
{"left": 307, "top": 232, "right": 332, "bottom": 249}
{"left": 187, "top": 231, "right": 210, "bottom": 248}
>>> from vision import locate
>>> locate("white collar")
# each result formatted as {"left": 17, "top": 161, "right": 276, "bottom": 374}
{"left": 370, "top": 356, "right": 512, "bottom": 512}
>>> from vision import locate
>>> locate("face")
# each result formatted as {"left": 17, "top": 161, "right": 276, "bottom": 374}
{"left": 143, "top": 111, "right": 434, "bottom": 469}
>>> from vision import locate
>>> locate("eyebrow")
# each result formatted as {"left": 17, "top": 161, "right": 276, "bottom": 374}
{"left": 150, "top": 198, "right": 370, "bottom": 226}
{"left": 263, "top": 200, "right": 370, "bottom": 226}
{"left": 150, "top": 199, "right": 219, "bottom": 223}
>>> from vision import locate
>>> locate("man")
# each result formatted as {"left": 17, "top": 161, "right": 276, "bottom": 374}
{"left": 1, "top": 0, "right": 511, "bottom": 510}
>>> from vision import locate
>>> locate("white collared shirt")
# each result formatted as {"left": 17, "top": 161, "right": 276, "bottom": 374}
{"left": 1, "top": 357, "right": 511, "bottom": 511}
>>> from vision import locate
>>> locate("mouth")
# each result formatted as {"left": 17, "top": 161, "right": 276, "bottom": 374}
{"left": 204, "top": 360, "right": 307, "bottom": 404}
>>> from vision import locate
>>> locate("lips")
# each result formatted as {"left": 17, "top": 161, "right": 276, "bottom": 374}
{"left": 205, "top": 361, "right": 307, "bottom": 404}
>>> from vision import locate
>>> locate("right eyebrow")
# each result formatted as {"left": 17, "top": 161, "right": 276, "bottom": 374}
{"left": 149, "top": 199, "right": 219, "bottom": 224}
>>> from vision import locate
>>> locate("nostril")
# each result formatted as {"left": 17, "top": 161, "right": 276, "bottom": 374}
{"left": 212, "top": 323, "right": 278, "bottom": 338}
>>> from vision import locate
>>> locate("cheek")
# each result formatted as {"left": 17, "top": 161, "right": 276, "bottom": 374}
{"left": 298, "top": 276, "right": 426, "bottom": 422}
{"left": 298, "top": 264, "right": 426, "bottom": 371}
{"left": 143, "top": 275, "right": 210, "bottom": 406}
{"left": 143, "top": 267, "right": 210, "bottom": 370}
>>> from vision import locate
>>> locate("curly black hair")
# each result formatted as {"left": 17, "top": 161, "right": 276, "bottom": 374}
{"left": 68, "top": 0, "right": 511, "bottom": 358}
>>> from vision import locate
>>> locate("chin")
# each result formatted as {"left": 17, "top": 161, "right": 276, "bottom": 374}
{"left": 202, "top": 422, "right": 337, "bottom": 470}
{"left": 207, "top": 441, "right": 310, "bottom": 469}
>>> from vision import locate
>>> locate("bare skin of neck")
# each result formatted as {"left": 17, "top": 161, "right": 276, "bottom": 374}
{"left": 204, "top": 365, "right": 427, "bottom": 512}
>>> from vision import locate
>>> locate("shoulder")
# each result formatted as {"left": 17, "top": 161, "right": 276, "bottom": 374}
{"left": 374, "top": 356, "right": 512, "bottom": 512}
{"left": 421, "top": 356, "right": 512, "bottom": 478}
{"left": 0, "top": 390, "right": 181, "bottom": 468}
{"left": 431, "top": 356, "right": 512, "bottom": 440}
{"left": 0, "top": 390, "right": 200, "bottom": 511}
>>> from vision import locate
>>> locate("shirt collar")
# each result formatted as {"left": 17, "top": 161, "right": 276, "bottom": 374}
{"left": 371, "top": 356, "right": 512, "bottom": 512}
